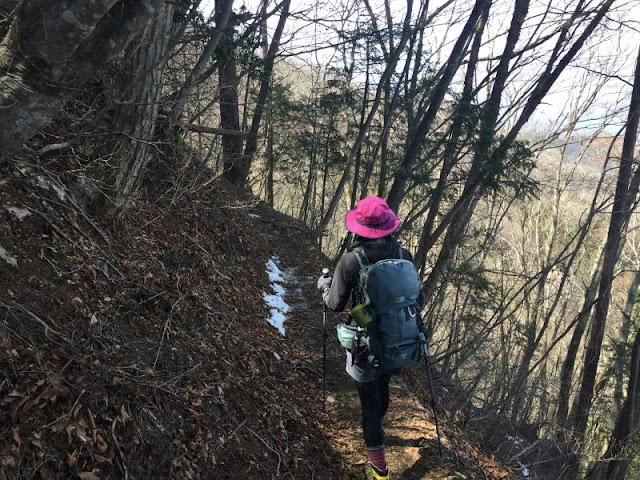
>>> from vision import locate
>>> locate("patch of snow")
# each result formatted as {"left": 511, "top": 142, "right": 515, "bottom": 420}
{"left": 271, "top": 283, "right": 286, "bottom": 296}
{"left": 266, "top": 257, "right": 285, "bottom": 283}
{"left": 267, "top": 309, "right": 287, "bottom": 335}
{"left": 0, "top": 245, "right": 17, "bottom": 266}
{"left": 506, "top": 434, "right": 525, "bottom": 446}
{"left": 248, "top": 213, "right": 261, "bottom": 219}
{"left": 263, "top": 257, "right": 291, "bottom": 336}
{"left": 518, "top": 462, "right": 530, "bottom": 478}
{"left": 36, "top": 175, "right": 66, "bottom": 200}
{"left": 263, "top": 293, "right": 291, "bottom": 313}
{"left": 6, "top": 206, "right": 31, "bottom": 221}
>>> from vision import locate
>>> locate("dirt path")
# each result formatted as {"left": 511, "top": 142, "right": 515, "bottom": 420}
{"left": 322, "top": 340, "right": 453, "bottom": 480}
{"left": 262, "top": 239, "right": 501, "bottom": 478}
{"left": 1, "top": 177, "right": 520, "bottom": 480}
{"left": 251, "top": 203, "right": 517, "bottom": 479}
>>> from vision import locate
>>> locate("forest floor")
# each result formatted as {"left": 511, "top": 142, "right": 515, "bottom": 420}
{"left": 1, "top": 161, "right": 528, "bottom": 479}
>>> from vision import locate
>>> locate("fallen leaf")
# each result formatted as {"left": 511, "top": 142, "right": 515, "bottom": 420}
{"left": 77, "top": 472, "right": 100, "bottom": 480}
{"left": 1, "top": 391, "right": 23, "bottom": 406}
{"left": 50, "top": 348, "right": 69, "bottom": 361}
{"left": 89, "top": 314, "right": 98, "bottom": 325}
{"left": 95, "top": 434, "right": 108, "bottom": 453}
{"left": 11, "top": 427, "right": 21, "bottom": 449}
{"left": 0, "top": 245, "right": 17, "bottom": 266}
{"left": 18, "top": 347, "right": 34, "bottom": 358}
{"left": 85, "top": 265, "right": 97, "bottom": 282}
{"left": 10, "top": 396, "right": 29, "bottom": 424}
{"left": 119, "top": 404, "right": 132, "bottom": 424}
{"left": 66, "top": 450, "right": 78, "bottom": 467}
{"left": 0, "top": 455, "right": 17, "bottom": 467}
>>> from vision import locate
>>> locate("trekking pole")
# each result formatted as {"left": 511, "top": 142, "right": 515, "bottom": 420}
{"left": 321, "top": 268, "right": 330, "bottom": 412}
{"left": 423, "top": 341, "right": 444, "bottom": 457}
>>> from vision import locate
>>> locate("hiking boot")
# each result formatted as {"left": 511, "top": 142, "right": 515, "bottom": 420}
{"left": 364, "top": 462, "right": 389, "bottom": 480}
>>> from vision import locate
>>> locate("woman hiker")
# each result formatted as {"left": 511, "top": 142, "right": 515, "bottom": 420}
{"left": 317, "top": 196, "right": 423, "bottom": 480}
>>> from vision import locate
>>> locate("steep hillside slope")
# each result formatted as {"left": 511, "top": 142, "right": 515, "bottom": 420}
{"left": 1, "top": 161, "right": 520, "bottom": 479}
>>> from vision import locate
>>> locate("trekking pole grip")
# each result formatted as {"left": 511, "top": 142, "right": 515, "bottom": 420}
{"left": 321, "top": 267, "right": 330, "bottom": 411}
{"left": 321, "top": 268, "right": 330, "bottom": 311}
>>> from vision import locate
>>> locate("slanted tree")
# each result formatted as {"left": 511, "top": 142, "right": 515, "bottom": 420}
{"left": 312, "top": 0, "right": 418, "bottom": 238}
{"left": 242, "top": 0, "right": 291, "bottom": 182}
{"left": 568, "top": 43, "right": 640, "bottom": 480}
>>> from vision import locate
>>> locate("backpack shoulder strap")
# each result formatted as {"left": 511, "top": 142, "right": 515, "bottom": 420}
{"left": 354, "top": 246, "right": 370, "bottom": 269}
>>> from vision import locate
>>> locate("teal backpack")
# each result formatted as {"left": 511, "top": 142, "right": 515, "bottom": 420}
{"left": 351, "top": 246, "right": 424, "bottom": 371}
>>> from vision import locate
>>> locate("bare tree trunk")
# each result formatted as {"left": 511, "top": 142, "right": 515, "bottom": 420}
{"left": 216, "top": 0, "right": 244, "bottom": 184}
{"left": 586, "top": 325, "right": 640, "bottom": 480}
{"left": 556, "top": 247, "right": 603, "bottom": 429}
{"left": 413, "top": 0, "right": 489, "bottom": 272}
{"left": 299, "top": 113, "right": 319, "bottom": 222}
{"left": 260, "top": 0, "right": 274, "bottom": 207}
{"left": 242, "top": 0, "right": 291, "bottom": 184}
{"left": 312, "top": 1, "right": 416, "bottom": 238}
{"left": 0, "top": 0, "right": 161, "bottom": 162}
{"left": 416, "top": 0, "right": 616, "bottom": 269}
{"left": 386, "top": 0, "right": 488, "bottom": 212}
{"left": 614, "top": 269, "right": 640, "bottom": 411}
{"left": 110, "top": 2, "right": 174, "bottom": 216}
{"left": 351, "top": 38, "right": 370, "bottom": 208}
{"left": 168, "top": 0, "right": 233, "bottom": 126}
{"left": 568, "top": 43, "right": 640, "bottom": 480}
{"left": 420, "top": 0, "right": 529, "bottom": 303}
{"left": 265, "top": 114, "right": 275, "bottom": 206}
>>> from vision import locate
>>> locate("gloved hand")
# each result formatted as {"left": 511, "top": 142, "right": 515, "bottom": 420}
{"left": 317, "top": 275, "right": 332, "bottom": 292}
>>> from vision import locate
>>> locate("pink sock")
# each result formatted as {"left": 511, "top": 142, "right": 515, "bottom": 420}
{"left": 368, "top": 447, "right": 386, "bottom": 471}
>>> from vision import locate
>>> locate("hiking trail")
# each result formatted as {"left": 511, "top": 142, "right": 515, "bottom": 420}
{"left": 254, "top": 203, "right": 517, "bottom": 480}
{"left": 1, "top": 172, "right": 522, "bottom": 479}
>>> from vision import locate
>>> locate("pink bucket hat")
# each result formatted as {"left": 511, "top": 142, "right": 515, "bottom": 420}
{"left": 345, "top": 196, "right": 401, "bottom": 239}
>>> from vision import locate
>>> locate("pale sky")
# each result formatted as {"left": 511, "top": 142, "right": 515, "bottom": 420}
{"left": 198, "top": 0, "right": 640, "bottom": 134}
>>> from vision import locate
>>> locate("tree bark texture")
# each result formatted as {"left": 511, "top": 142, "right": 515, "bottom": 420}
{"left": 0, "top": 0, "right": 162, "bottom": 162}
{"left": 614, "top": 269, "right": 640, "bottom": 411}
{"left": 110, "top": 1, "right": 174, "bottom": 216}
{"left": 555, "top": 245, "right": 603, "bottom": 429}
{"left": 216, "top": 0, "right": 244, "bottom": 184}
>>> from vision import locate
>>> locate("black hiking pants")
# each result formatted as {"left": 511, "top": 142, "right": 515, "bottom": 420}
{"left": 355, "top": 373, "right": 392, "bottom": 449}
